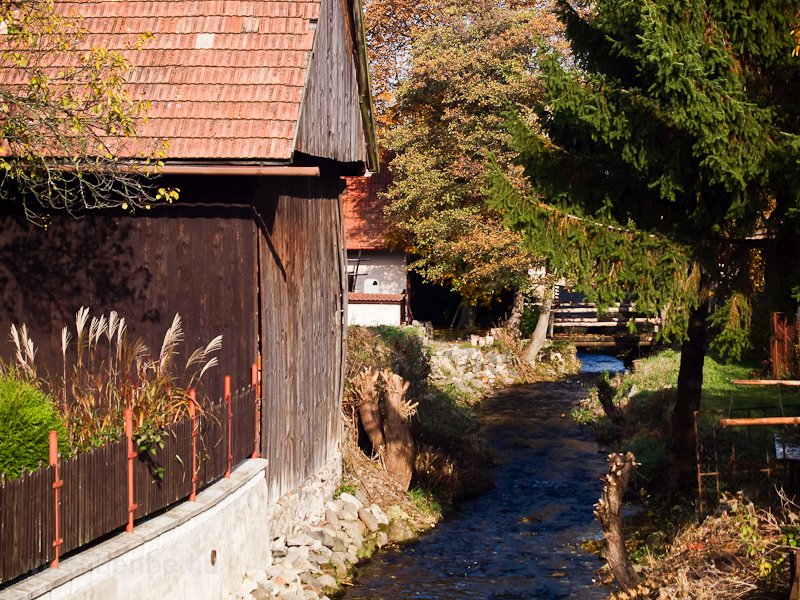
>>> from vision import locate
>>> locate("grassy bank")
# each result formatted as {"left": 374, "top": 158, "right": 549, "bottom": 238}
{"left": 578, "top": 349, "right": 800, "bottom": 598}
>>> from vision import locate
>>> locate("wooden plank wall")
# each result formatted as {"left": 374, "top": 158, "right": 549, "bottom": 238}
{"left": 0, "top": 177, "right": 259, "bottom": 400}
{"left": 0, "top": 172, "right": 346, "bottom": 541}
{"left": 294, "top": 0, "right": 366, "bottom": 164}
{"left": 257, "top": 174, "right": 346, "bottom": 499}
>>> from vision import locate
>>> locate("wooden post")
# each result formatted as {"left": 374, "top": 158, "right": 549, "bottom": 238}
{"left": 251, "top": 362, "right": 260, "bottom": 459}
{"left": 124, "top": 408, "right": 137, "bottom": 532}
{"left": 224, "top": 375, "right": 232, "bottom": 478}
{"left": 49, "top": 431, "right": 63, "bottom": 568}
{"left": 189, "top": 390, "right": 198, "bottom": 501}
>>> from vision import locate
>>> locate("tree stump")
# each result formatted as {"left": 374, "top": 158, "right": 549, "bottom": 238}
{"left": 381, "top": 370, "right": 416, "bottom": 490}
{"left": 353, "top": 369, "right": 384, "bottom": 457}
{"left": 595, "top": 451, "right": 639, "bottom": 591}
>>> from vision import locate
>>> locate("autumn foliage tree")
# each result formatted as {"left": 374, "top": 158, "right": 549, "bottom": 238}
{"left": 367, "top": 0, "right": 565, "bottom": 329}
{"left": 0, "top": 0, "right": 165, "bottom": 222}
{"left": 489, "top": 0, "right": 800, "bottom": 488}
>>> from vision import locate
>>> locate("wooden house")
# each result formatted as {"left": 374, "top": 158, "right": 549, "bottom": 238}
{"left": 342, "top": 170, "right": 410, "bottom": 326}
{"left": 0, "top": 0, "right": 377, "bottom": 498}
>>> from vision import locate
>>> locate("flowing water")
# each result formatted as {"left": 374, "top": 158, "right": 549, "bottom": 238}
{"left": 341, "top": 354, "right": 626, "bottom": 599}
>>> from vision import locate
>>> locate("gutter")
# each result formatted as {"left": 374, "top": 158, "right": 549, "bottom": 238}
{"left": 58, "top": 163, "right": 320, "bottom": 177}
{"left": 157, "top": 165, "right": 320, "bottom": 177}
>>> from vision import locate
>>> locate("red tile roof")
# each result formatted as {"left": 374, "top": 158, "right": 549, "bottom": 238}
{"left": 342, "top": 169, "right": 392, "bottom": 250}
{"left": 349, "top": 293, "right": 404, "bottom": 303}
{"left": 57, "top": 1, "right": 319, "bottom": 160}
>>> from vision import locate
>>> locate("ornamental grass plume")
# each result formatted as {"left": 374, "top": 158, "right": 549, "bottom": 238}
{"left": 6, "top": 309, "right": 222, "bottom": 451}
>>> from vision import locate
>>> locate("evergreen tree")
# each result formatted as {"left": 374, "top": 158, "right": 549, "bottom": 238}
{"left": 489, "top": 0, "right": 800, "bottom": 489}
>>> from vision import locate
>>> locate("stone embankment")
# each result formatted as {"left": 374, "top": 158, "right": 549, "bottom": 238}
{"left": 428, "top": 335, "right": 579, "bottom": 396}
{"left": 229, "top": 492, "right": 416, "bottom": 600}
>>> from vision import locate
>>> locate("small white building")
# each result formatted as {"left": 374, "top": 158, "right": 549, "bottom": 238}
{"left": 342, "top": 172, "right": 409, "bottom": 326}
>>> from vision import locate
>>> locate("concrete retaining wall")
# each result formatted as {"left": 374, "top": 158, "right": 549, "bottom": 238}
{"left": 0, "top": 454, "right": 342, "bottom": 600}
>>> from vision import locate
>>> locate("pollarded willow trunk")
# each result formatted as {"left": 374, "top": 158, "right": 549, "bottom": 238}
{"left": 382, "top": 370, "right": 416, "bottom": 490}
{"left": 595, "top": 452, "right": 640, "bottom": 591}
{"left": 522, "top": 296, "right": 552, "bottom": 364}
{"left": 354, "top": 369, "right": 384, "bottom": 458}
{"left": 669, "top": 300, "right": 709, "bottom": 496}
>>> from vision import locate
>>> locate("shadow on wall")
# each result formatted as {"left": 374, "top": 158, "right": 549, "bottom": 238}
{"left": 0, "top": 211, "right": 149, "bottom": 361}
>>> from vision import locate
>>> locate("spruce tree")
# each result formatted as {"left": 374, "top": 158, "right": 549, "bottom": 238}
{"left": 490, "top": 0, "right": 800, "bottom": 490}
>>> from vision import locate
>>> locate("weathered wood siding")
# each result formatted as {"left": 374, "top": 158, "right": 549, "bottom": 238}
{"left": 0, "top": 177, "right": 259, "bottom": 399}
{"left": 0, "top": 172, "right": 346, "bottom": 503}
{"left": 294, "top": 0, "right": 366, "bottom": 164}
{"left": 256, "top": 173, "right": 346, "bottom": 499}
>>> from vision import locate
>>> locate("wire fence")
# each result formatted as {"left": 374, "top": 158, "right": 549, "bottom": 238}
{"left": 696, "top": 403, "right": 800, "bottom": 516}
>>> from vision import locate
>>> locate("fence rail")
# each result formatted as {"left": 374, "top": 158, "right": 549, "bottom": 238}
{"left": 0, "top": 372, "right": 259, "bottom": 586}
{"left": 696, "top": 403, "right": 800, "bottom": 516}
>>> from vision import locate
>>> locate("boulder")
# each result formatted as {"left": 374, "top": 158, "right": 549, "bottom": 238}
{"left": 368, "top": 503, "right": 389, "bottom": 526}
{"left": 358, "top": 508, "right": 379, "bottom": 533}
{"left": 387, "top": 519, "right": 416, "bottom": 544}
{"left": 337, "top": 492, "right": 363, "bottom": 509}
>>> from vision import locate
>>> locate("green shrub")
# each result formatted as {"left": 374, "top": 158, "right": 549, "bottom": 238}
{"left": 0, "top": 374, "right": 69, "bottom": 479}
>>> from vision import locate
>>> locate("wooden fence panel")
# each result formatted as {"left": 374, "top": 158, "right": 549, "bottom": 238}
{"left": 0, "top": 466, "right": 54, "bottom": 584}
{"left": 231, "top": 386, "right": 257, "bottom": 465}
{"left": 133, "top": 419, "right": 193, "bottom": 517}
{"left": 199, "top": 398, "right": 227, "bottom": 488}
{"left": 60, "top": 440, "right": 127, "bottom": 555}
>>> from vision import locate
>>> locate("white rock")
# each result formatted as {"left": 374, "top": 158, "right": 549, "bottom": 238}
{"left": 337, "top": 492, "right": 363, "bottom": 509}
{"left": 369, "top": 504, "right": 389, "bottom": 526}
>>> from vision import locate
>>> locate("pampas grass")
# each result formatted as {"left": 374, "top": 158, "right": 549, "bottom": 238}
{"left": 7, "top": 309, "right": 222, "bottom": 451}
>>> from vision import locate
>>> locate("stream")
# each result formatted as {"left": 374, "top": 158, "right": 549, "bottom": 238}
{"left": 341, "top": 353, "right": 625, "bottom": 599}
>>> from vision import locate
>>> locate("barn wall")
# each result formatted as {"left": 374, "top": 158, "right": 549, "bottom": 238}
{"left": 0, "top": 177, "right": 260, "bottom": 401}
{"left": 256, "top": 172, "right": 346, "bottom": 500}
{"left": 294, "top": 0, "right": 366, "bottom": 164}
{"left": 0, "top": 172, "right": 346, "bottom": 502}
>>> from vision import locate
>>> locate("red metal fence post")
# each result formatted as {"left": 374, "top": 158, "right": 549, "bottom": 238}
{"left": 49, "top": 431, "right": 63, "bottom": 568}
{"left": 251, "top": 362, "right": 260, "bottom": 459}
{"left": 189, "top": 390, "right": 198, "bottom": 501}
{"left": 124, "top": 408, "right": 137, "bottom": 533}
{"left": 224, "top": 375, "right": 232, "bottom": 478}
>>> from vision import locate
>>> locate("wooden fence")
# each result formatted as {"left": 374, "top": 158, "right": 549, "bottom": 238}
{"left": 0, "top": 379, "right": 258, "bottom": 586}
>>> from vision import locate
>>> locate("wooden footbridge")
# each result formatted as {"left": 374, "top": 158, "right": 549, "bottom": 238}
{"left": 548, "top": 302, "right": 661, "bottom": 349}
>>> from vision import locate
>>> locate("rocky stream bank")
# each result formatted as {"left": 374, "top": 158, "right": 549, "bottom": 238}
{"left": 228, "top": 328, "right": 583, "bottom": 600}
{"left": 228, "top": 490, "right": 416, "bottom": 600}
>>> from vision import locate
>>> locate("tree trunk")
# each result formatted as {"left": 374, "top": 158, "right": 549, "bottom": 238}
{"left": 354, "top": 370, "right": 384, "bottom": 457}
{"left": 669, "top": 300, "right": 709, "bottom": 496}
{"left": 505, "top": 288, "right": 525, "bottom": 340}
{"left": 597, "top": 377, "right": 625, "bottom": 426}
{"left": 595, "top": 452, "right": 640, "bottom": 591}
{"left": 381, "top": 370, "right": 415, "bottom": 490}
{"left": 522, "top": 296, "right": 552, "bottom": 364}
{"left": 457, "top": 302, "right": 477, "bottom": 330}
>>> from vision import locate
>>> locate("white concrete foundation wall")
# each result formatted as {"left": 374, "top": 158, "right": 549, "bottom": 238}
{"left": 0, "top": 453, "right": 342, "bottom": 600}
{"left": 348, "top": 303, "right": 402, "bottom": 326}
